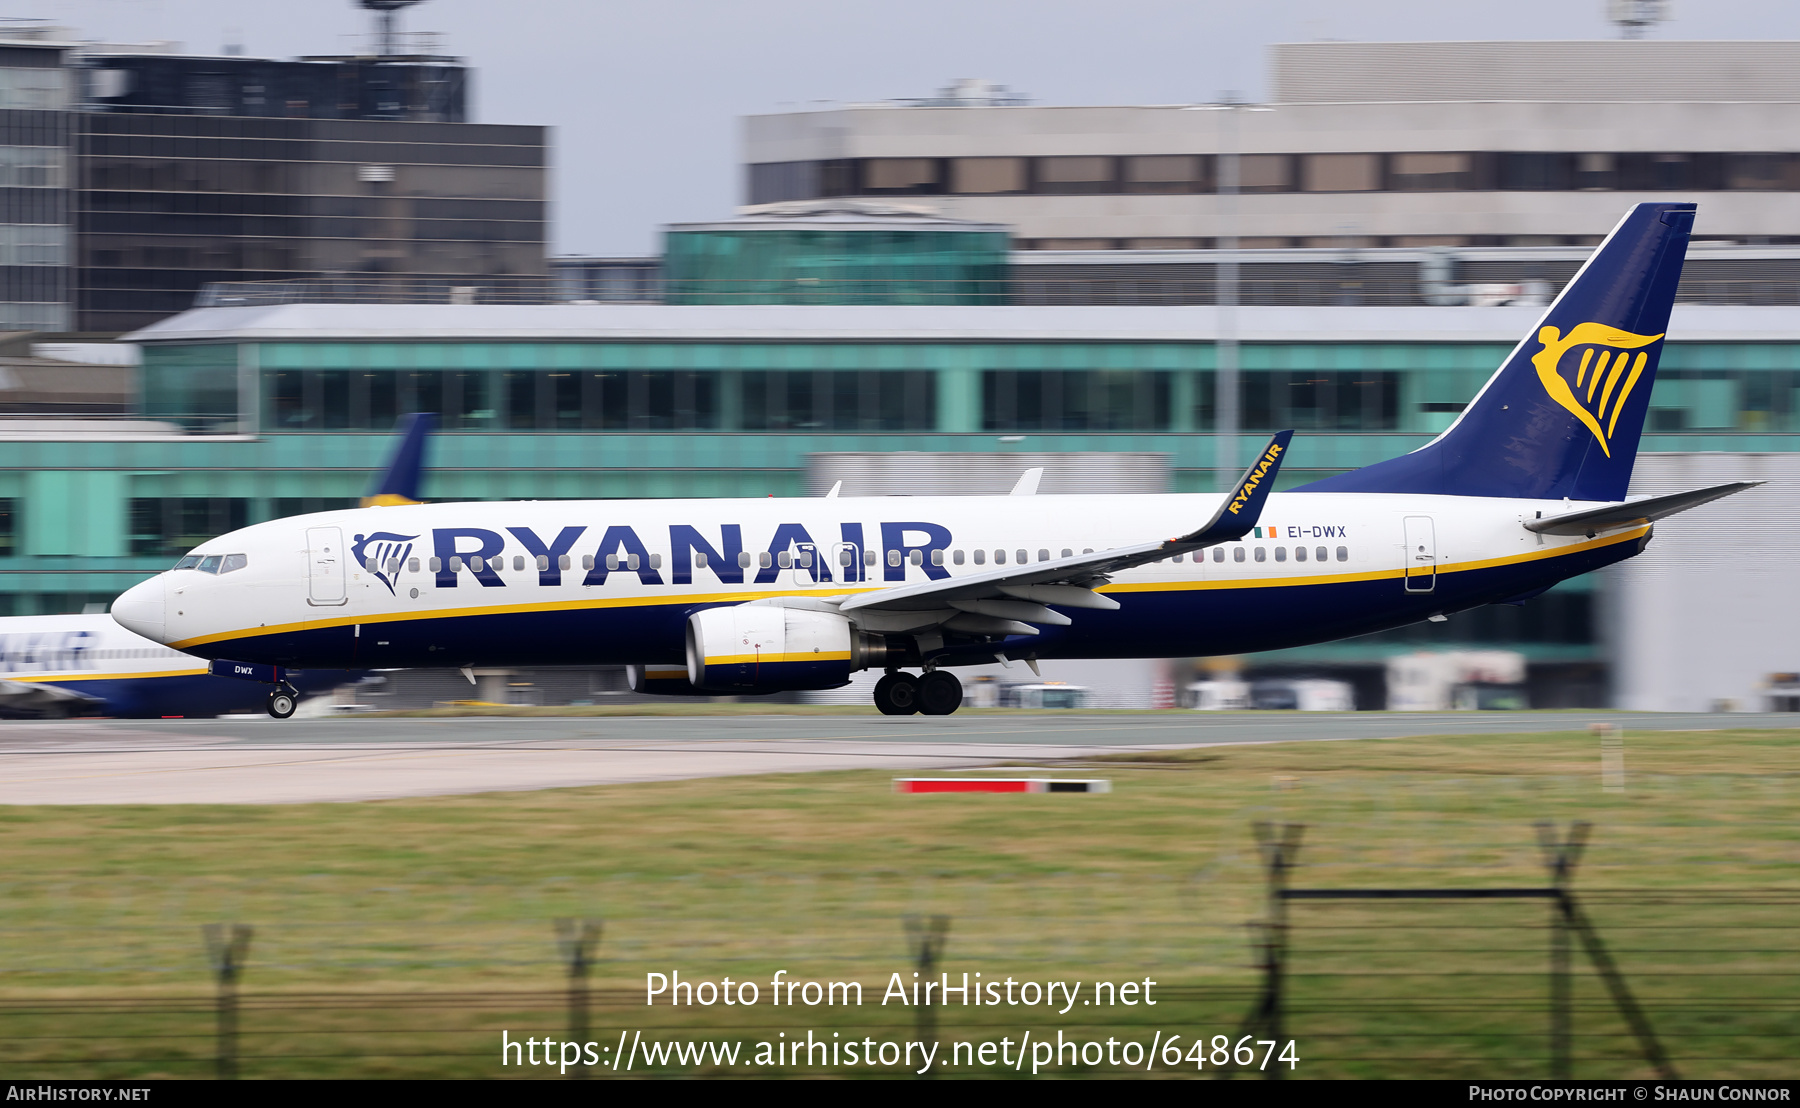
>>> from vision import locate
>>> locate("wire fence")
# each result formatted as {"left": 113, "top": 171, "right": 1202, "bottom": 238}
{"left": 1, "top": 834, "right": 1794, "bottom": 1078}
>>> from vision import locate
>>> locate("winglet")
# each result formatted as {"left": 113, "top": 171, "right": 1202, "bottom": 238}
{"left": 1010, "top": 467, "right": 1044, "bottom": 496}
{"left": 361, "top": 412, "right": 436, "bottom": 507}
{"left": 1176, "top": 431, "right": 1293, "bottom": 547}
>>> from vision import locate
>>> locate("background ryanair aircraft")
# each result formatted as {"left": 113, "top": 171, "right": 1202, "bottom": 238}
{"left": 0, "top": 414, "right": 435, "bottom": 719}
{"left": 112, "top": 203, "right": 1754, "bottom": 718}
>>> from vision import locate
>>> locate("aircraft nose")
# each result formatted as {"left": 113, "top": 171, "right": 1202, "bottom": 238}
{"left": 111, "top": 575, "right": 167, "bottom": 643}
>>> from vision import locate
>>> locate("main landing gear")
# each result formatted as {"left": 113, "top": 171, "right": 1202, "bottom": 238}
{"left": 874, "top": 669, "right": 963, "bottom": 716}
{"left": 267, "top": 685, "right": 298, "bottom": 720}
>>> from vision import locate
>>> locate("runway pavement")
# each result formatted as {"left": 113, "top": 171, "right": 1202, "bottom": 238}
{"left": 0, "top": 710, "right": 1788, "bottom": 805}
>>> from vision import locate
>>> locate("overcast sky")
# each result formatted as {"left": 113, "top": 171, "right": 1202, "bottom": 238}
{"left": 26, "top": 1, "right": 1800, "bottom": 255}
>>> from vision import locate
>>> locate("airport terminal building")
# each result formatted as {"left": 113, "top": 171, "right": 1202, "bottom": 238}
{"left": 4, "top": 37, "right": 1800, "bottom": 709}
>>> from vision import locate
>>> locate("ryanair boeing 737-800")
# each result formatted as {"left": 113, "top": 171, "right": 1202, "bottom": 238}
{"left": 110, "top": 203, "right": 1754, "bottom": 717}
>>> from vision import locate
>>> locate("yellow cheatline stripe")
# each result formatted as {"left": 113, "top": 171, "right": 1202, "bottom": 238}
{"left": 168, "top": 582, "right": 886, "bottom": 650}
{"left": 705, "top": 651, "right": 852, "bottom": 666}
{"left": 7, "top": 668, "right": 210, "bottom": 683}
{"left": 171, "top": 526, "right": 1649, "bottom": 650}
{"left": 360, "top": 494, "right": 423, "bottom": 507}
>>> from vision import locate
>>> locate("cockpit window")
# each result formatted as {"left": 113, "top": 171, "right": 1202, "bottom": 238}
{"left": 220, "top": 553, "right": 248, "bottom": 574}
{"left": 198, "top": 555, "right": 223, "bottom": 574}
{"left": 173, "top": 555, "right": 202, "bottom": 570}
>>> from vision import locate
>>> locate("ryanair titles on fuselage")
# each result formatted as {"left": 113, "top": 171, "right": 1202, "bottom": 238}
{"left": 361, "top": 516, "right": 1357, "bottom": 597}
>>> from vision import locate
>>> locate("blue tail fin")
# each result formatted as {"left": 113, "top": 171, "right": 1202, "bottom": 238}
{"left": 361, "top": 412, "right": 436, "bottom": 507}
{"left": 1296, "top": 202, "right": 1695, "bottom": 501}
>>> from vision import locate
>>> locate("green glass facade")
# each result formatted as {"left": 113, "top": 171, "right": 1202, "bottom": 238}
{"left": 8, "top": 331, "right": 1800, "bottom": 673}
{"left": 663, "top": 228, "right": 1010, "bottom": 305}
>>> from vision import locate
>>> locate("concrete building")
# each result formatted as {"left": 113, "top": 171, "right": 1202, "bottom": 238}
{"left": 743, "top": 41, "right": 1800, "bottom": 249}
{"left": 0, "top": 22, "right": 547, "bottom": 336}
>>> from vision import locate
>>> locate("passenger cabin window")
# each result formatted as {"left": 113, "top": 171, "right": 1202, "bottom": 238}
{"left": 1061, "top": 548, "right": 1073, "bottom": 558}
{"left": 220, "top": 554, "right": 248, "bottom": 574}
{"left": 1317, "top": 546, "right": 1329, "bottom": 562}
{"left": 513, "top": 556, "right": 526, "bottom": 571}
{"left": 696, "top": 552, "right": 710, "bottom": 568}
{"left": 1037, "top": 549, "right": 1049, "bottom": 562}
{"left": 953, "top": 550, "right": 965, "bottom": 565}
{"left": 1016, "top": 549, "right": 1028, "bottom": 564}
{"left": 777, "top": 551, "right": 792, "bottom": 569}
{"left": 930, "top": 549, "right": 944, "bottom": 566}
{"left": 995, "top": 549, "right": 1007, "bottom": 565}
{"left": 1337, "top": 546, "right": 1348, "bottom": 561}
{"left": 536, "top": 555, "right": 549, "bottom": 571}
{"left": 173, "top": 555, "right": 202, "bottom": 570}
{"left": 888, "top": 550, "right": 901, "bottom": 567}
{"left": 1275, "top": 547, "right": 1287, "bottom": 562}
{"left": 909, "top": 550, "right": 924, "bottom": 566}
{"left": 1295, "top": 547, "right": 1307, "bottom": 562}
{"left": 838, "top": 549, "right": 853, "bottom": 567}
{"left": 1213, "top": 548, "right": 1225, "bottom": 562}
{"left": 410, "top": 557, "right": 421, "bottom": 573}
{"left": 558, "top": 555, "right": 570, "bottom": 570}
{"left": 738, "top": 552, "right": 753, "bottom": 568}
{"left": 429, "top": 557, "right": 443, "bottom": 571}
{"left": 1254, "top": 548, "right": 1267, "bottom": 562}
{"left": 864, "top": 549, "right": 877, "bottom": 566}
{"left": 973, "top": 549, "right": 986, "bottom": 565}
{"left": 198, "top": 555, "right": 223, "bottom": 574}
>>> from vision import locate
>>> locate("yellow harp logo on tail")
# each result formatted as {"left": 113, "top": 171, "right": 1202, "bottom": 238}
{"left": 1530, "top": 322, "right": 1664, "bottom": 458}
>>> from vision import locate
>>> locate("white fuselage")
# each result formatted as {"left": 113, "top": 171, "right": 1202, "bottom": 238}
{"left": 109, "top": 490, "right": 1648, "bottom": 671}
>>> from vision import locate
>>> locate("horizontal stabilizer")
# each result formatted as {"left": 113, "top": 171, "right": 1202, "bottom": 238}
{"left": 1525, "top": 481, "right": 1760, "bottom": 536}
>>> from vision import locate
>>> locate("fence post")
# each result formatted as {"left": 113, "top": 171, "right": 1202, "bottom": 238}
{"left": 903, "top": 914, "right": 950, "bottom": 1078}
{"left": 200, "top": 923, "right": 253, "bottom": 1080}
{"left": 1535, "top": 821, "right": 1589, "bottom": 1079}
{"left": 1231, "top": 822, "right": 1304, "bottom": 1079}
{"left": 554, "top": 918, "right": 602, "bottom": 1079}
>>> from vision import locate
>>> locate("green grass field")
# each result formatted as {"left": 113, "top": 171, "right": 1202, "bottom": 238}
{"left": 1, "top": 726, "right": 1794, "bottom": 1079}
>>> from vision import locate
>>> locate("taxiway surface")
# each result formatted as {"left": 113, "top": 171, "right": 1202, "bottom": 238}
{"left": 0, "top": 711, "right": 1784, "bottom": 805}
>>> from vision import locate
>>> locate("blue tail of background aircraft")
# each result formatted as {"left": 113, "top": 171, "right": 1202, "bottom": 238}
{"left": 1297, "top": 202, "right": 1695, "bottom": 502}
{"left": 361, "top": 412, "right": 436, "bottom": 507}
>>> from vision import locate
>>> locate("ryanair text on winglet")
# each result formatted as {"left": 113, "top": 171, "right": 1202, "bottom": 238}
{"left": 1227, "top": 442, "right": 1284, "bottom": 516}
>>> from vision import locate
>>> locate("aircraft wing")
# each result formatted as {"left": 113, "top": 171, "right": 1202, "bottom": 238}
{"left": 1524, "top": 481, "right": 1759, "bottom": 537}
{"left": 836, "top": 432, "right": 1293, "bottom": 637}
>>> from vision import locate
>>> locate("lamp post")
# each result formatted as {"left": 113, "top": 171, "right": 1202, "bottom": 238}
{"left": 1187, "top": 96, "right": 1271, "bottom": 492}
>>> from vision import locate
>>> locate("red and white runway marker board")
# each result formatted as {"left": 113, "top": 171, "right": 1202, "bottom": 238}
{"left": 893, "top": 778, "right": 1112, "bottom": 794}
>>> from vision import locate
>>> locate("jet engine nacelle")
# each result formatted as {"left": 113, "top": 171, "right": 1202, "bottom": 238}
{"left": 686, "top": 605, "right": 890, "bottom": 692}
{"left": 625, "top": 663, "right": 749, "bottom": 697}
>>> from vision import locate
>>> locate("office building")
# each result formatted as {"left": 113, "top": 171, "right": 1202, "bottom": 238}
{"left": 0, "top": 22, "right": 547, "bottom": 336}
{"left": 743, "top": 41, "right": 1800, "bottom": 249}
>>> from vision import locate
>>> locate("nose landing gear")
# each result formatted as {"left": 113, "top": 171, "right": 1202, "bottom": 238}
{"left": 873, "top": 670, "right": 963, "bottom": 716}
{"left": 267, "top": 686, "right": 298, "bottom": 719}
